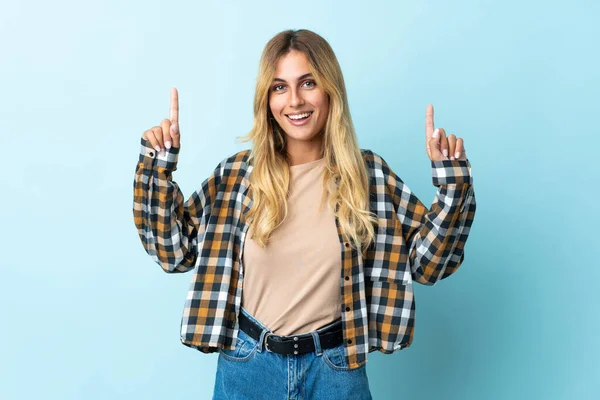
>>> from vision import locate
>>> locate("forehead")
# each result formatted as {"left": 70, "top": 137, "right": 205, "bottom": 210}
{"left": 274, "top": 50, "right": 311, "bottom": 79}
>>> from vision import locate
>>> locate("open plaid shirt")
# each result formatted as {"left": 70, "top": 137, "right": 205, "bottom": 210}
{"left": 133, "top": 137, "right": 476, "bottom": 370}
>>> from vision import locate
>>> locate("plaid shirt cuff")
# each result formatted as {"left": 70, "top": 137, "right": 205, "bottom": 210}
{"left": 139, "top": 137, "right": 179, "bottom": 171}
{"left": 431, "top": 158, "right": 472, "bottom": 187}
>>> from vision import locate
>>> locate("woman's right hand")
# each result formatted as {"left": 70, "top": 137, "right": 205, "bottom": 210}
{"left": 142, "top": 87, "right": 181, "bottom": 152}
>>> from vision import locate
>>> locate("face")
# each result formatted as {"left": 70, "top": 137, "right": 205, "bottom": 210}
{"left": 268, "top": 50, "right": 329, "bottom": 153}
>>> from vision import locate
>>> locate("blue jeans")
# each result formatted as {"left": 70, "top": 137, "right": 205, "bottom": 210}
{"left": 213, "top": 306, "right": 372, "bottom": 400}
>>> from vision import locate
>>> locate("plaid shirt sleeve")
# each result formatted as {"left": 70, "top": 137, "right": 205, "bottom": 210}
{"left": 381, "top": 155, "right": 477, "bottom": 285}
{"left": 133, "top": 137, "right": 222, "bottom": 273}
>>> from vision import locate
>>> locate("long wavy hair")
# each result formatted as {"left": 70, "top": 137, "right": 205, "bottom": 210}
{"left": 236, "top": 29, "right": 378, "bottom": 253}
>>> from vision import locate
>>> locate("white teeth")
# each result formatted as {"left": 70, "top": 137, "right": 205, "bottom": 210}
{"left": 287, "top": 112, "right": 312, "bottom": 120}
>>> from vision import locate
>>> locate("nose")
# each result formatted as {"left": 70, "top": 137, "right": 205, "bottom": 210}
{"left": 289, "top": 88, "right": 305, "bottom": 108}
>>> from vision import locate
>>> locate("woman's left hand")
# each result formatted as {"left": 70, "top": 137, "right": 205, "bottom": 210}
{"left": 425, "top": 104, "right": 467, "bottom": 162}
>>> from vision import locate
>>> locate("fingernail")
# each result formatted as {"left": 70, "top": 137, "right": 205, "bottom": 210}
{"left": 432, "top": 128, "right": 439, "bottom": 138}
{"left": 442, "top": 149, "right": 448, "bottom": 157}
{"left": 154, "top": 145, "right": 161, "bottom": 152}
{"left": 455, "top": 151, "right": 460, "bottom": 159}
{"left": 165, "top": 141, "right": 171, "bottom": 149}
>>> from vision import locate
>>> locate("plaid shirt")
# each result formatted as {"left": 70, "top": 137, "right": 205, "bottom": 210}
{"left": 133, "top": 136, "right": 476, "bottom": 370}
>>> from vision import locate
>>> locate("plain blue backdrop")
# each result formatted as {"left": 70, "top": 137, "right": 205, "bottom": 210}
{"left": 1, "top": 0, "right": 598, "bottom": 399}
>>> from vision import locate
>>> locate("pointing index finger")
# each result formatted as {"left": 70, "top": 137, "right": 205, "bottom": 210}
{"left": 425, "top": 104, "right": 435, "bottom": 138}
{"left": 170, "top": 87, "right": 179, "bottom": 123}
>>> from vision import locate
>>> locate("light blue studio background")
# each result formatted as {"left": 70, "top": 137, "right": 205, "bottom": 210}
{"left": 1, "top": 0, "right": 597, "bottom": 399}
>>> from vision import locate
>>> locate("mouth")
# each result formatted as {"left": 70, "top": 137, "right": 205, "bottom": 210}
{"left": 285, "top": 111, "right": 313, "bottom": 126}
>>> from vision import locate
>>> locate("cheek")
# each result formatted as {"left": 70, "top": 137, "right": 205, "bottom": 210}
{"left": 269, "top": 96, "right": 284, "bottom": 114}
{"left": 313, "top": 92, "right": 329, "bottom": 114}
{"left": 317, "top": 98, "right": 329, "bottom": 120}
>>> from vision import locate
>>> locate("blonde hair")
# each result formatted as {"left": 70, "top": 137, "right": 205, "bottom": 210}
{"left": 237, "top": 29, "right": 377, "bottom": 253}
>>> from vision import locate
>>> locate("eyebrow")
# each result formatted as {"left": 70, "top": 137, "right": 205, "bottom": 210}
{"left": 272, "top": 73, "right": 313, "bottom": 83}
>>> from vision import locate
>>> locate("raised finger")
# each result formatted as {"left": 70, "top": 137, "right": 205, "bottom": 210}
{"left": 170, "top": 87, "right": 179, "bottom": 123}
{"left": 425, "top": 104, "right": 435, "bottom": 138}
{"left": 425, "top": 104, "right": 435, "bottom": 158}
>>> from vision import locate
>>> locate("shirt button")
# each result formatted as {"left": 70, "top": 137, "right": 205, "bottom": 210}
{"left": 345, "top": 307, "right": 350, "bottom": 312}
{"left": 148, "top": 151, "right": 154, "bottom": 157}
{"left": 347, "top": 339, "right": 352, "bottom": 344}
{"left": 344, "top": 242, "right": 349, "bottom": 248}
{"left": 345, "top": 276, "right": 349, "bottom": 281}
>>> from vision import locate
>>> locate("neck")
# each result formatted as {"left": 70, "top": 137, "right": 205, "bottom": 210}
{"left": 286, "top": 135, "right": 324, "bottom": 166}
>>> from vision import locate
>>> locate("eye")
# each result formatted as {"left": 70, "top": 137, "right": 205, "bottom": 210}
{"left": 273, "top": 84, "right": 285, "bottom": 92}
{"left": 303, "top": 80, "right": 316, "bottom": 88}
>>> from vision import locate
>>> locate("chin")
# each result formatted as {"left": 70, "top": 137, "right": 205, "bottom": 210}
{"left": 284, "top": 130, "right": 323, "bottom": 141}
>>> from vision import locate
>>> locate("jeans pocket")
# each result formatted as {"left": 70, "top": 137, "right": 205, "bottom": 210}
{"left": 218, "top": 329, "right": 258, "bottom": 363}
{"left": 322, "top": 342, "right": 363, "bottom": 372}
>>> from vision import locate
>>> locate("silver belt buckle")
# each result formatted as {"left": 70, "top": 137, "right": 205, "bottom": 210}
{"left": 264, "top": 332, "right": 276, "bottom": 353}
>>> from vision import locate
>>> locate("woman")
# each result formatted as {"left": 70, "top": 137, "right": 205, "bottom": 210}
{"left": 134, "top": 29, "right": 476, "bottom": 400}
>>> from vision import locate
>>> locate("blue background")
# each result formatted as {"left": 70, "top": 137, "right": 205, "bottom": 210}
{"left": 1, "top": 0, "right": 598, "bottom": 399}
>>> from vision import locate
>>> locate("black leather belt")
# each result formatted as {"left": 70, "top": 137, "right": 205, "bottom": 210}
{"left": 238, "top": 311, "right": 343, "bottom": 355}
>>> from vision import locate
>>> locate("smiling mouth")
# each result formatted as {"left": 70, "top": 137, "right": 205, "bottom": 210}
{"left": 285, "top": 111, "right": 313, "bottom": 121}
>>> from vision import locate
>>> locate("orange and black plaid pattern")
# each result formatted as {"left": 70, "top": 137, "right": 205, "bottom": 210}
{"left": 133, "top": 136, "right": 476, "bottom": 370}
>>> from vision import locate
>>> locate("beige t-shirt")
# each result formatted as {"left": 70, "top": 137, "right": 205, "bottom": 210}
{"left": 241, "top": 157, "right": 342, "bottom": 336}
